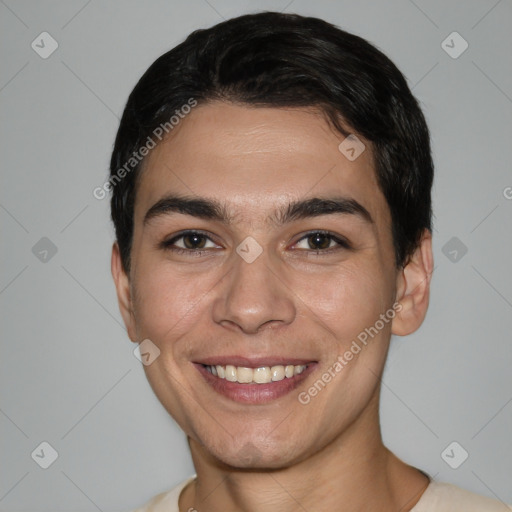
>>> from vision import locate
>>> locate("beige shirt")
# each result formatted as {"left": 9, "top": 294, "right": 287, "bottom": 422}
{"left": 130, "top": 476, "right": 511, "bottom": 511}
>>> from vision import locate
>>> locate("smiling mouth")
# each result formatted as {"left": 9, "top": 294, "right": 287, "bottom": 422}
{"left": 195, "top": 360, "right": 317, "bottom": 404}
{"left": 203, "top": 363, "right": 308, "bottom": 384}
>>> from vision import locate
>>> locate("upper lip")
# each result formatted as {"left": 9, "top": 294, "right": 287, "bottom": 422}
{"left": 195, "top": 356, "right": 317, "bottom": 368}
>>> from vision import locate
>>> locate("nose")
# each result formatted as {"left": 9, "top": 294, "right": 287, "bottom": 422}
{"left": 212, "top": 247, "right": 296, "bottom": 334}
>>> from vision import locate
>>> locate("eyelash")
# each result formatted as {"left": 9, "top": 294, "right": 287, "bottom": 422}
{"left": 160, "top": 230, "right": 218, "bottom": 256}
{"left": 159, "top": 229, "right": 351, "bottom": 256}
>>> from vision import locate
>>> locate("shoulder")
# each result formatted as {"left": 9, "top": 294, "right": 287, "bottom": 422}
{"left": 129, "top": 475, "right": 196, "bottom": 512}
{"left": 412, "top": 481, "right": 512, "bottom": 512}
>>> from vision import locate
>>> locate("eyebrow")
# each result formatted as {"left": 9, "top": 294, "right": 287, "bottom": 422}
{"left": 143, "top": 194, "right": 374, "bottom": 226}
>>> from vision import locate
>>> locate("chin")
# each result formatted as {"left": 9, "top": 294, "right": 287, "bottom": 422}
{"left": 208, "top": 438, "right": 301, "bottom": 470}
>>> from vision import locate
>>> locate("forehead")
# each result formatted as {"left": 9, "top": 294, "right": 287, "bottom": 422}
{"left": 133, "top": 102, "right": 389, "bottom": 228}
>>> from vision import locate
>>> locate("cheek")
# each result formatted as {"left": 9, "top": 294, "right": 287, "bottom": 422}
{"left": 130, "top": 262, "right": 215, "bottom": 431}
{"left": 294, "top": 266, "right": 392, "bottom": 431}
{"left": 131, "top": 260, "right": 214, "bottom": 346}
{"left": 293, "top": 262, "right": 389, "bottom": 346}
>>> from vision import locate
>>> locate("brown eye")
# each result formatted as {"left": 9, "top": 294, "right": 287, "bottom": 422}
{"left": 160, "top": 230, "right": 219, "bottom": 253}
{"left": 293, "top": 231, "right": 351, "bottom": 253}
{"left": 182, "top": 233, "right": 207, "bottom": 249}
{"left": 307, "top": 232, "right": 332, "bottom": 250}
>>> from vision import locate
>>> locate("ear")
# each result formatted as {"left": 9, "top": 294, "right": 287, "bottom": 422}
{"left": 392, "top": 229, "right": 434, "bottom": 336}
{"left": 111, "top": 242, "right": 137, "bottom": 342}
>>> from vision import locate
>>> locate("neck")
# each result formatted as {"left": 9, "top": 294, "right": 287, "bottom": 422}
{"left": 180, "top": 392, "right": 429, "bottom": 512}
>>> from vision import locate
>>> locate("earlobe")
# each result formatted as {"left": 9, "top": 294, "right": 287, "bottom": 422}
{"left": 391, "top": 229, "right": 434, "bottom": 336}
{"left": 111, "top": 242, "right": 137, "bottom": 342}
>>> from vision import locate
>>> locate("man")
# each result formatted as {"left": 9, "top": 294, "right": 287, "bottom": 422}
{"left": 109, "top": 11, "right": 510, "bottom": 512}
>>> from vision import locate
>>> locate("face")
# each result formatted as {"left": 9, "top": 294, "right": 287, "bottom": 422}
{"left": 113, "top": 102, "right": 427, "bottom": 469}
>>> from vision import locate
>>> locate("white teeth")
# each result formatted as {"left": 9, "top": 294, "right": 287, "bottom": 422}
{"left": 205, "top": 364, "right": 307, "bottom": 384}
{"left": 271, "top": 365, "right": 285, "bottom": 381}
{"left": 237, "top": 367, "right": 253, "bottom": 383}
{"left": 253, "top": 366, "right": 271, "bottom": 383}
{"left": 294, "top": 365, "right": 305, "bottom": 375}
{"left": 225, "top": 365, "right": 237, "bottom": 382}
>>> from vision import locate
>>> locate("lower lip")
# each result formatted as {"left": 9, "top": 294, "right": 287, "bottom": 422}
{"left": 194, "top": 363, "right": 316, "bottom": 404}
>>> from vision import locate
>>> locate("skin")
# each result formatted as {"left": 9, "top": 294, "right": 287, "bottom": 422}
{"left": 112, "top": 102, "right": 434, "bottom": 511}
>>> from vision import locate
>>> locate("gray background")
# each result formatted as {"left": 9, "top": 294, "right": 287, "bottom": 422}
{"left": 1, "top": 0, "right": 511, "bottom": 510}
